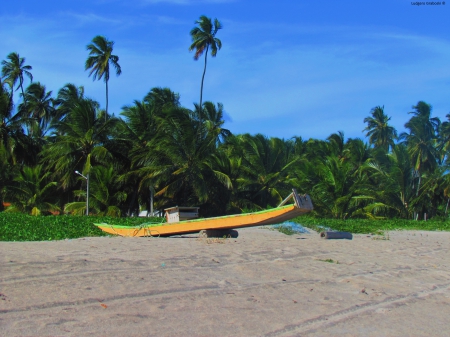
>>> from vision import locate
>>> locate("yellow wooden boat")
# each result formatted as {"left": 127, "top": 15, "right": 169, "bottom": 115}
{"left": 94, "top": 189, "right": 313, "bottom": 237}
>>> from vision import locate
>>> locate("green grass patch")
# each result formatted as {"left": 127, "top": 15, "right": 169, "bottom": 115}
{"left": 0, "top": 213, "right": 164, "bottom": 241}
{"left": 294, "top": 216, "right": 450, "bottom": 234}
{"left": 318, "top": 258, "right": 339, "bottom": 264}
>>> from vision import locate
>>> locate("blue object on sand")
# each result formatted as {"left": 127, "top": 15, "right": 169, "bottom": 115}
{"left": 272, "top": 221, "right": 309, "bottom": 234}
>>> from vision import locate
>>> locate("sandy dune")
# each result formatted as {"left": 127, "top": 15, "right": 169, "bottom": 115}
{"left": 1, "top": 227, "right": 450, "bottom": 336}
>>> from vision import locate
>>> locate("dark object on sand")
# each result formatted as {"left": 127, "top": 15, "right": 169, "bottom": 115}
{"left": 199, "top": 229, "right": 239, "bottom": 238}
{"left": 320, "top": 231, "right": 353, "bottom": 240}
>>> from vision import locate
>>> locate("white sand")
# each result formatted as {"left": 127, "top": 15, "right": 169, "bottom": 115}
{"left": 1, "top": 228, "right": 450, "bottom": 336}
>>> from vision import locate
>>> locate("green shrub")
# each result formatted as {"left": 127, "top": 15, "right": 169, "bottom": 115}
{"left": 294, "top": 216, "right": 450, "bottom": 234}
{"left": 0, "top": 213, "right": 164, "bottom": 241}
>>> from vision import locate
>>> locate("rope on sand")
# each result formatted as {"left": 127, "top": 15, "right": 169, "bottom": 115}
{"left": 105, "top": 222, "right": 163, "bottom": 238}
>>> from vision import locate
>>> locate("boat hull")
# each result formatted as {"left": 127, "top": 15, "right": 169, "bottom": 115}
{"left": 95, "top": 196, "right": 313, "bottom": 237}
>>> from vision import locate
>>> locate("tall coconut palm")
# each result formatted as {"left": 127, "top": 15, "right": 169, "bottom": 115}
{"left": 1, "top": 52, "right": 33, "bottom": 104}
{"left": 189, "top": 15, "right": 222, "bottom": 108}
{"left": 85, "top": 36, "right": 121, "bottom": 119}
{"left": 363, "top": 106, "right": 397, "bottom": 153}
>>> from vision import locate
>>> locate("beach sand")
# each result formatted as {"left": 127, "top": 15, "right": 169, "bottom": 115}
{"left": 1, "top": 227, "right": 450, "bottom": 336}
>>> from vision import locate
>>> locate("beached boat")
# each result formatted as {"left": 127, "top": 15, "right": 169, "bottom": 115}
{"left": 94, "top": 189, "right": 313, "bottom": 237}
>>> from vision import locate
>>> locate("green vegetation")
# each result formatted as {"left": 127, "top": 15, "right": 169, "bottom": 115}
{"left": 2, "top": 14, "right": 450, "bottom": 243}
{"left": 318, "top": 259, "right": 339, "bottom": 264}
{"left": 295, "top": 216, "right": 450, "bottom": 235}
{"left": 0, "top": 213, "right": 163, "bottom": 241}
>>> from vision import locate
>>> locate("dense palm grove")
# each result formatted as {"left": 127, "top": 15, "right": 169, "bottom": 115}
{"left": 1, "top": 18, "right": 450, "bottom": 220}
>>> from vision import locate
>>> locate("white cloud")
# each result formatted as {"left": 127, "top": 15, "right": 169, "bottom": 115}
{"left": 61, "top": 12, "right": 123, "bottom": 25}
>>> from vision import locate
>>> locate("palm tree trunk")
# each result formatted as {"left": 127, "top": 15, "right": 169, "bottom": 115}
{"left": 20, "top": 81, "right": 28, "bottom": 110}
{"left": 199, "top": 45, "right": 209, "bottom": 108}
{"left": 127, "top": 183, "right": 138, "bottom": 216}
{"left": 416, "top": 171, "right": 421, "bottom": 196}
{"left": 105, "top": 79, "right": 108, "bottom": 122}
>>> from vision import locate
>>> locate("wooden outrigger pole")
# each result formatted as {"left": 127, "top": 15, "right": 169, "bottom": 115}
{"left": 94, "top": 189, "right": 313, "bottom": 237}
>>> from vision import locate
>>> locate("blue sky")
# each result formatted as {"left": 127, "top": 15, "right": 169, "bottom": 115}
{"left": 1, "top": 0, "right": 450, "bottom": 140}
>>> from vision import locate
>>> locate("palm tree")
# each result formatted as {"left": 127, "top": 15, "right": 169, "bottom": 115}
{"left": 54, "top": 83, "right": 91, "bottom": 123}
{"left": 208, "top": 145, "right": 253, "bottom": 214}
{"left": 436, "top": 113, "right": 450, "bottom": 165}
{"left": 235, "top": 134, "right": 299, "bottom": 209}
{"left": 1, "top": 52, "right": 33, "bottom": 104}
{"left": 363, "top": 106, "right": 397, "bottom": 153}
{"left": 0, "top": 143, "right": 15, "bottom": 211}
{"left": 189, "top": 15, "right": 222, "bottom": 108}
{"left": 41, "top": 98, "right": 118, "bottom": 191}
{"left": 413, "top": 166, "right": 449, "bottom": 218}
{"left": 310, "top": 155, "right": 365, "bottom": 219}
{"left": 345, "top": 138, "right": 372, "bottom": 170}
{"left": 144, "top": 87, "right": 180, "bottom": 111}
{"left": 137, "top": 105, "right": 228, "bottom": 208}
{"left": 401, "top": 118, "right": 438, "bottom": 174}
{"left": 65, "top": 165, "right": 126, "bottom": 216}
{"left": 406, "top": 101, "right": 440, "bottom": 141}
{"left": 6, "top": 164, "right": 60, "bottom": 215}
{"left": 400, "top": 102, "right": 440, "bottom": 201}
{"left": 0, "top": 80, "right": 15, "bottom": 148}
{"left": 359, "top": 144, "right": 415, "bottom": 218}
{"left": 85, "top": 36, "right": 121, "bottom": 119}
{"left": 18, "top": 82, "right": 55, "bottom": 138}
{"left": 118, "top": 99, "right": 160, "bottom": 215}
{"left": 327, "top": 131, "right": 347, "bottom": 160}
{"left": 111, "top": 88, "right": 183, "bottom": 216}
{"left": 0, "top": 80, "right": 32, "bottom": 165}
{"left": 397, "top": 102, "right": 441, "bottom": 220}
{"left": 195, "top": 101, "right": 231, "bottom": 144}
